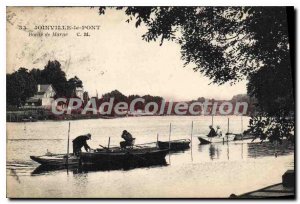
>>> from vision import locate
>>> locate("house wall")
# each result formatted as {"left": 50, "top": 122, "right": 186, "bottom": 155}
{"left": 41, "top": 85, "right": 56, "bottom": 107}
{"left": 75, "top": 88, "right": 84, "bottom": 100}
{"left": 44, "top": 86, "right": 56, "bottom": 98}
{"left": 41, "top": 98, "right": 54, "bottom": 107}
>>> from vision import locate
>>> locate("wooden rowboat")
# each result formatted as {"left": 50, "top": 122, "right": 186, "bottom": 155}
{"left": 80, "top": 147, "right": 168, "bottom": 167}
{"left": 157, "top": 139, "right": 190, "bottom": 151}
{"left": 30, "top": 147, "right": 168, "bottom": 168}
{"left": 233, "top": 133, "right": 254, "bottom": 141}
{"left": 197, "top": 134, "right": 236, "bottom": 145}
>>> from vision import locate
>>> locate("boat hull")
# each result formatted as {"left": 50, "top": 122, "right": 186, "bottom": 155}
{"left": 30, "top": 154, "right": 79, "bottom": 166}
{"left": 198, "top": 134, "right": 235, "bottom": 144}
{"left": 80, "top": 148, "right": 168, "bottom": 167}
{"left": 157, "top": 140, "right": 190, "bottom": 151}
{"left": 31, "top": 148, "right": 168, "bottom": 169}
{"left": 233, "top": 134, "right": 254, "bottom": 141}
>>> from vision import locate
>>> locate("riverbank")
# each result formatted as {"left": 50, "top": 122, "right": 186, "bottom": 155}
{"left": 6, "top": 109, "right": 250, "bottom": 123}
{"left": 6, "top": 109, "right": 117, "bottom": 122}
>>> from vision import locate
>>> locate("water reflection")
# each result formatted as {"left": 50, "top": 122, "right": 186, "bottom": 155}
{"left": 247, "top": 140, "right": 294, "bottom": 158}
{"left": 209, "top": 144, "right": 220, "bottom": 160}
{"left": 6, "top": 116, "right": 295, "bottom": 197}
{"left": 73, "top": 172, "right": 88, "bottom": 196}
{"left": 31, "top": 160, "right": 168, "bottom": 175}
{"left": 30, "top": 140, "right": 293, "bottom": 175}
{"left": 197, "top": 139, "right": 294, "bottom": 161}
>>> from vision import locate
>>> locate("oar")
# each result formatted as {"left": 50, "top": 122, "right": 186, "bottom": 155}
{"left": 134, "top": 145, "right": 146, "bottom": 148}
{"left": 99, "top": 144, "right": 108, "bottom": 149}
{"left": 99, "top": 144, "right": 114, "bottom": 151}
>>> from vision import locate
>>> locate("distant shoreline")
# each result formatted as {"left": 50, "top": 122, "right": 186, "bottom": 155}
{"left": 6, "top": 110, "right": 249, "bottom": 123}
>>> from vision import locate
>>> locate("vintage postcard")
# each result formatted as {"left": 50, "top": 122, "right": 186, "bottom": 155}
{"left": 6, "top": 6, "right": 295, "bottom": 198}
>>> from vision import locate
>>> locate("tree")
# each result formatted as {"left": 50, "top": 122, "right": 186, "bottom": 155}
{"left": 31, "top": 60, "right": 83, "bottom": 97}
{"left": 128, "top": 94, "right": 143, "bottom": 110}
{"left": 142, "top": 94, "right": 163, "bottom": 104}
{"left": 66, "top": 76, "right": 83, "bottom": 98}
{"left": 7, "top": 61, "right": 84, "bottom": 107}
{"left": 247, "top": 58, "right": 293, "bottom": 116}
{"left": 99, "top": 7, "right": 294, "bottom": 142}
{"left": 197, "top": 97, "right": 206, "bottom": 103}
{"left": 41, "top": 60, "right": 68, "bottom": 96}
{"left": 99, "top": 7, "right": 289, "bottom": 84}
{"left": 102, "top": 90, "right": 128, "bottom": 102}
{"left": 29, "top": 68, "right": 43, "bottom": 84}
{"left": 7, "top": 68, "right": 37, "bottom": 106}
{"left": 68, "top": 76, "right": 83, "bottom": 88}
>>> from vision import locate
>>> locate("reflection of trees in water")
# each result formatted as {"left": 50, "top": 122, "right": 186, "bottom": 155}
{"left": 227, "top": 144, "right": 229, "bottom": 160}
{"left": 209, "top": 144, "right": 221, "bottom": 160}
{"left": 203, "top": 140, "right": 293, "bottom": 161}
{"left": 247, "top": 140, "right": 294, "bottom": 158}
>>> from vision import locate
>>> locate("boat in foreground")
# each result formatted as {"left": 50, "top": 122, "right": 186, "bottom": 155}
{"left": 30, "top": 147, "right": 168, "bottom": 168}
{"left": 197, "top": 134, "right": 236, "bottom": 145}
{"left": 157, "top": 139, "right": 190, "bottom": 151}
{"left": 80, "top": 147, "right": 168, "bottom": 167}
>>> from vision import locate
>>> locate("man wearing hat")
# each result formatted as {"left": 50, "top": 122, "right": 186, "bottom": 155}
{"left": 207, "top": 125, "right": 217, "bottom": 137}
{"left": 72, "top": 133, "right": 92, "bottom": 156}
{"left": 216, "top": 125, "right": 223, "bottom": 137}
{"left": 120, "top": 130, "right": 135, "bottom": 148}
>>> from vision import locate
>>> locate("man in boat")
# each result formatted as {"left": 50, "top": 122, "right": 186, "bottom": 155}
{"left": 72, "top": 133, "right": 92, "bottom": 156}
{"left": 120, "top": 130, "right": 135, "bottom": 148}
{"left": 207, "top": 125, "right": 217, "bottom": 137}
{"left": 216, "top": 125, "right": 223, "bottom": 137}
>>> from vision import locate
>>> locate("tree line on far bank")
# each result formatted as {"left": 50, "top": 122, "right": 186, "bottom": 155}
{"left": 6, "top": 60, "right": 167, "bottom": 110}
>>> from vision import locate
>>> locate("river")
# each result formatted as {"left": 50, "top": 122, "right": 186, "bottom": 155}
{"left": 6, "top": 116, "right": 294, "bottom": 198}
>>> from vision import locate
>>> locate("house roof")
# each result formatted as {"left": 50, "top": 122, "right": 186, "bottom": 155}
{"left": 38, "top": 84, "right": 51, "bottom": 93}
{"left": 25, "top": 84, "right": 56, "bottom": 103}
{"left": 37, "top": 84, "right": 56, "bottom": 95}
{"left": 26, "top": 93, "right": 45, "bottom": 103}
{"left": 26, "top": 97, "right": 41, "bottom": 103}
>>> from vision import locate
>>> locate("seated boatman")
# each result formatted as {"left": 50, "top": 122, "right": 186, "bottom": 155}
{"left": 216, "top": 125, "right": 223, "bottom": 137}
{"left": 72, "top": 133, "right": 92, "bottom": 156}
{"left": 120, "top": 130, "right": 135, "bottom": 148}
{"left": 207, "top": 125, "right": 217, "bottom": 137}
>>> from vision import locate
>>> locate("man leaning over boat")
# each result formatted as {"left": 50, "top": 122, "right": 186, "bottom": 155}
{"left": 72, "top": 133, "right": 92, "bottom": 156}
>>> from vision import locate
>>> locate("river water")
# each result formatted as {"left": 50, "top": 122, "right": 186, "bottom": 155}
{"left": 7, "top": 116, "right": 294, "bottom": 198}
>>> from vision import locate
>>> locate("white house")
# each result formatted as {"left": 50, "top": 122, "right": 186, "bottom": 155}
{"left": 25, "top": 84, "right": 56, "bottom": 108}
{"left": 75, "top": 87, "right": 84, "bottom": 101}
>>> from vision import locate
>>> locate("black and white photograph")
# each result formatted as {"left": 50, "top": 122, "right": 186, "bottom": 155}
{"left": 5, "top": 5, "right": 295, "bottom": 199}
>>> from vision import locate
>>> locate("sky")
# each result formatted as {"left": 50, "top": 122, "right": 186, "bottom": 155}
{"left": 7, "top": 7, "right": 247, "bottom": 101}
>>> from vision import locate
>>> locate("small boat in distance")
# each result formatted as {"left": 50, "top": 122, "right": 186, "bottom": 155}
{"left": 197, "top": 134, "right": 236, "bottom": 145}
{"left": 157, "top": 139, "right": 190, "bottom": 151}
{"left": 233, "top": 133, "right": 254, "bottom": 141}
